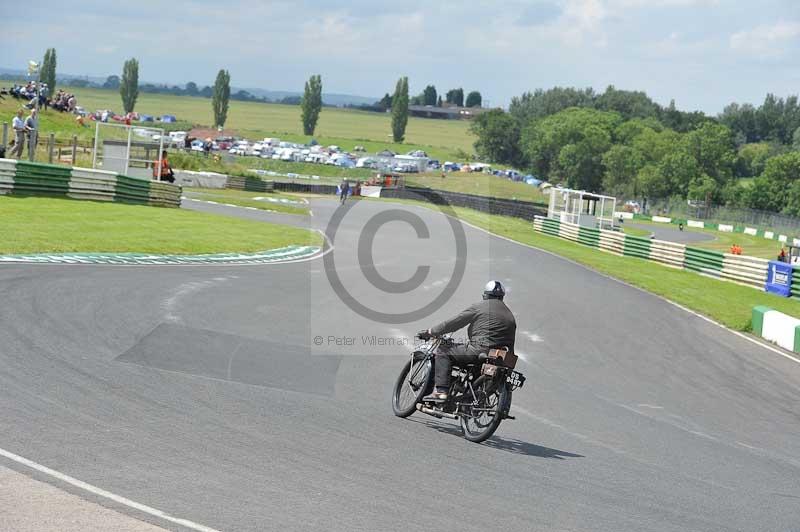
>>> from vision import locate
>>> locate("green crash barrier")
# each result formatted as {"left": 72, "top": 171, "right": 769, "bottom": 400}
{"left": 0, "top": 159, "right": 181, "bottom": 208}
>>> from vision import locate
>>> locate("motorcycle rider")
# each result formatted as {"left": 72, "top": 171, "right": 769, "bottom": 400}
{"left": 418, "top": 281, "right": 516, "bottom": 403}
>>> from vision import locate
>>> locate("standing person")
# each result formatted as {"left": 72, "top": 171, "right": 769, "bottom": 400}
{"left": 339, "top": 179, "right": 350, "bottom": 204}
{"left": 25, "top": 108, "right": 38, "bottom": 160}
{"left": 11, "top": 109, "right": 26, "bottom": 158}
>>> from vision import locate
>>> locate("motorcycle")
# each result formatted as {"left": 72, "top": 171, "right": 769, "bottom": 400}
{"left": 391, "top": 334, "right": 526, "bottom": 443}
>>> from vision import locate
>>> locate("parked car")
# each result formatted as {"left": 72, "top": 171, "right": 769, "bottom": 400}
{"left": 427, "top": 159, "right": 441, "bottom": 170}
{"left": 190, "top": 139, "right": 205, "bottom": 152}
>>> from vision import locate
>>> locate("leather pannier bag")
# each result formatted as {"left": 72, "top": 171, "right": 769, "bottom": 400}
{"left": 488, "top": 347, "right": 518, "bottom": 369}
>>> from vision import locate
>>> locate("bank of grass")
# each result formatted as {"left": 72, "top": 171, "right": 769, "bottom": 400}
{"left": 406, "top": 173, "right": 547, "bottom": 204}
{"left": 184, "top": 187, "right": 309, "bottom": 215}
{"left": 0, "top": 196, "right": 321, "bottom": 254}
{"left": 621, "top": 226, "right": 651, "bottom": 238}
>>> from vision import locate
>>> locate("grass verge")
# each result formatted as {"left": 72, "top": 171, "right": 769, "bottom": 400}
{"left": 184, "top": 187, "right": 309, "bottom": 215}
{"left": 405, "top": 173, "right": 546, "bottom": 204}
{"left": 0, "top": 196, "right": 321, "bottom": 254}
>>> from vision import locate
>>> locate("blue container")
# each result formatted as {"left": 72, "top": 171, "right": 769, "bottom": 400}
{"left": 765, "top": 260, "right": 793, "bottom": 297}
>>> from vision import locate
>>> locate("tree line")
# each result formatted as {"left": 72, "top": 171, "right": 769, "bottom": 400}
{"left": 471, "top": 86, "right": 800, "bottom": 216}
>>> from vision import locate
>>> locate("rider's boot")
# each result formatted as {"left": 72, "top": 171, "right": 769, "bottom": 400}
{"left": 422, "top": 387, "right": 448, "bottom": 403}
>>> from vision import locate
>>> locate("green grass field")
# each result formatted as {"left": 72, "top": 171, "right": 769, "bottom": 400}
{"left": 0, "top": 196, "right": 321, "bottom": 254}
{"left": 0, "top": 87, "right": 475, "bottom": 161}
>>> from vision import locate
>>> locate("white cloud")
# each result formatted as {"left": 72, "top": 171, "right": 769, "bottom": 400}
{"left": 730, "top": 21, "right": 800, "bottom": 57}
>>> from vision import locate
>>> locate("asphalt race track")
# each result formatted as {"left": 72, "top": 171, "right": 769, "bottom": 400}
{"left": 2, "top": 197, "right": 800, "bottom": 532}
{"left": 624, "top": 222, "right": 716, "bottom": 244}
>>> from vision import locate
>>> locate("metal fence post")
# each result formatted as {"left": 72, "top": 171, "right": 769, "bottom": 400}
{"left": 71, "top": 135, "right": 78, "bottom": 165}
{"left": 48, "top": 133, "right": 55, "bottom": 163}
{"left": 28, "top": 130, "right": 37, "bottom": 162}
{"left": 2, "top": 122, "right": 7, "bottom": 149}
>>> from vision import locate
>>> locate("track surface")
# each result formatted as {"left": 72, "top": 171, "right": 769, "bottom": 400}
{"left": 624, "top": 222, "right": 716, "bottom": 243}
{"left": 1, "top": 198, "right": 799, "bottom": 532}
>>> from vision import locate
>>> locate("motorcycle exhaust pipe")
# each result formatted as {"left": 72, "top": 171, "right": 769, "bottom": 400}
{"left": 417, "top": 404, "right": 458, "bottom": 420}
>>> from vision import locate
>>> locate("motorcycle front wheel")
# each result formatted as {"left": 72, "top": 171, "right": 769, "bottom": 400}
{"left": 460, "top": 376, "right": 509, "bottom": 443}
{"left": 391, "top": 354, "right": 432, "bottom": 418}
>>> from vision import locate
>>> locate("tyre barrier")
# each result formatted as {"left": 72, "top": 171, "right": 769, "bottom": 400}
{"left": 0, "top": 158, "right": 181, "bottom": 207}
{"left": 226, "top": 175, "right": 275, "bottom": 192}
{"left": 533, "top": 216, "right": 770, "bottom": 290}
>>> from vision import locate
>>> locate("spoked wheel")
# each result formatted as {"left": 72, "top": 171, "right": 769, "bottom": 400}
{"left": 460, "top": 376, "right": 509, "bottom": 443}
{"left": 392, "top": 354, "right": 432, "bottom": 418}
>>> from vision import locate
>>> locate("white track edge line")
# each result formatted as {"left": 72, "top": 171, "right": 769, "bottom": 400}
{"left": 0, "top": 446, "right": 221, "bottom": 532}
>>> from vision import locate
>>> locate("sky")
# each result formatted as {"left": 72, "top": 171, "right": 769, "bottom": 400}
{"left": 1, "top": 0, "right": 799, "bottom": 114}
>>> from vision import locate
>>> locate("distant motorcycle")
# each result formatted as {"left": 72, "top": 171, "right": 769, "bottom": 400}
{"left": 392, "top": 334, "right": 526, "bottom": 443}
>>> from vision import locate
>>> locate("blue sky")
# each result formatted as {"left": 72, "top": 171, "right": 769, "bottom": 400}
{"left": 1, "top": 0, "right": 798, "bottom": 113}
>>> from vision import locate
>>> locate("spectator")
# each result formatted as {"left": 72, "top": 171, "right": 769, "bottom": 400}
{"left": 24, "top": 108, "right": 39, "bottom": 159}
{"left": 203, "top": 137, "right": 212, "bottom": 157}
{"left": 778, "top": 247, "right": 787, "bottom": 262}
{"left": 152, "top": 150, "right": 175, "bottom": 183}
{"left": 11, "top": 109, "right": 26, "bottom": 158}
{"left": 730, "top": 244, "right": 742, "bottom": 255}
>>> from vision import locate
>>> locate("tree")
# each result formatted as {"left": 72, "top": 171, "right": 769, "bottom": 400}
{"left": 509, "top": 87, "right": 595, "bottom": 124}
{"left": 465, "top": 91, "right": 482, "bottom": 108}
{"left": 185, "top": 81, "right": 199, "bottom": 96}
{"left": 103, "top": 75, "right": 120, "bottom": 89}
{"left": 684, "top": 122, "right": 736, "bottom": 186}
{"left": 200, "top": 85, "right": 213, "bottom": 98}
{"left": 423, "top": 85, "right": 437, "bottom": 106}
{"left": 120, "top": 58, "right": 139, "bottom": 113}
{"left": 445, "top": 88, "right": 464, "bottom": 107}
{"left": 745, "top": 152, "right": 800, "bottom": 212}
{"left": 595, "top": 85, "right": 659, "bottom": 120}
{"left": 377, "top": 93, "right": 392, "bottom": 111}
{"left": 39, "top": 48, "right": 57, "bottom": 93}
{"left": 470, "top": 109, "right": 523, "bottom": 166}
{"left": 520, "top": 107, "right": 621, "bottom": 190}
{"left": 687, "top": 174, "right": 717, "bottom": 202}
{"left": 301, "top": 74, "right": 323, "bottom": 135}
{"left": 391, "top": 76, "right": 409, "bottom": 142}
{"left": 212, "top": 69, "right": 231, "bottom": 128}
{"left": 437, "top": 95, "right": 443, "bottom": 107}
{"left": 602, "top": 145, "right": 643, "bottom": 197}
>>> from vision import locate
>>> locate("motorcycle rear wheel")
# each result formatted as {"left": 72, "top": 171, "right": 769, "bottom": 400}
{"left": 392, "top": 355, "right": 432, "bottom": 418}
{"left": 460, "top": 376, "right": 509, "bottom": 443}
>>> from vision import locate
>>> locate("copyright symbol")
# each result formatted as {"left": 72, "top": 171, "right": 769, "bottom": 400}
{"left": 313, "top": 336, "right": 323, "bottom": 346}
{"left": 323, "top": 189, "right": 466, "bottom": 324}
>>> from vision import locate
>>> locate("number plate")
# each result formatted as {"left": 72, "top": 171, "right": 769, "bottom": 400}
{"left": 507, "top": 371, "right": 525, "bottom": 389}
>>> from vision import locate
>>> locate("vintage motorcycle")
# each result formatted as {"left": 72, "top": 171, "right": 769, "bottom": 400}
{"left": 391, "top": 334, "right": 526, "bottom": 443}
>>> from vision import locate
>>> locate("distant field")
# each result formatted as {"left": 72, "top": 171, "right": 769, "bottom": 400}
{"left": 0, "top": 87, "right": 475, "bottom": 161}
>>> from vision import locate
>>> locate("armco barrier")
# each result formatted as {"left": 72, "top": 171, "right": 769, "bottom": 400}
{"left": 380, "top": 187, "right": 547, "bottom": 221}
{"left": 273, "top": 181, "right": 338, "bottom": 195}
{"left": 533, "top": 215, "right": 770, "bottom": 291}
{"left": 0, "top": 158, "right": 181, "bottom": 207}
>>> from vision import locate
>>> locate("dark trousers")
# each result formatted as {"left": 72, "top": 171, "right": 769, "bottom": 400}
{"left": 434, "top": 343, "right": 483, "bottom": 388}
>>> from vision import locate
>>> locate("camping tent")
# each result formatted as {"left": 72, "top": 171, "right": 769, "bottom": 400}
{"left": 139, "top": 115, "right": 154, "bottom": 122}
{"left": 161, "top": 115, "right": 177, "bottom": 123}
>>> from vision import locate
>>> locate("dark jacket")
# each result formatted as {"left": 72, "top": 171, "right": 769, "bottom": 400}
{"left": 431, "top": 298, "right": 516, "bottom": 351}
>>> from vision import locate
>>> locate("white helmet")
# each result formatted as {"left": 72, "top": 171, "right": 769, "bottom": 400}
{"left": 483, "top": 280, "right": 506, "bottom": 300}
